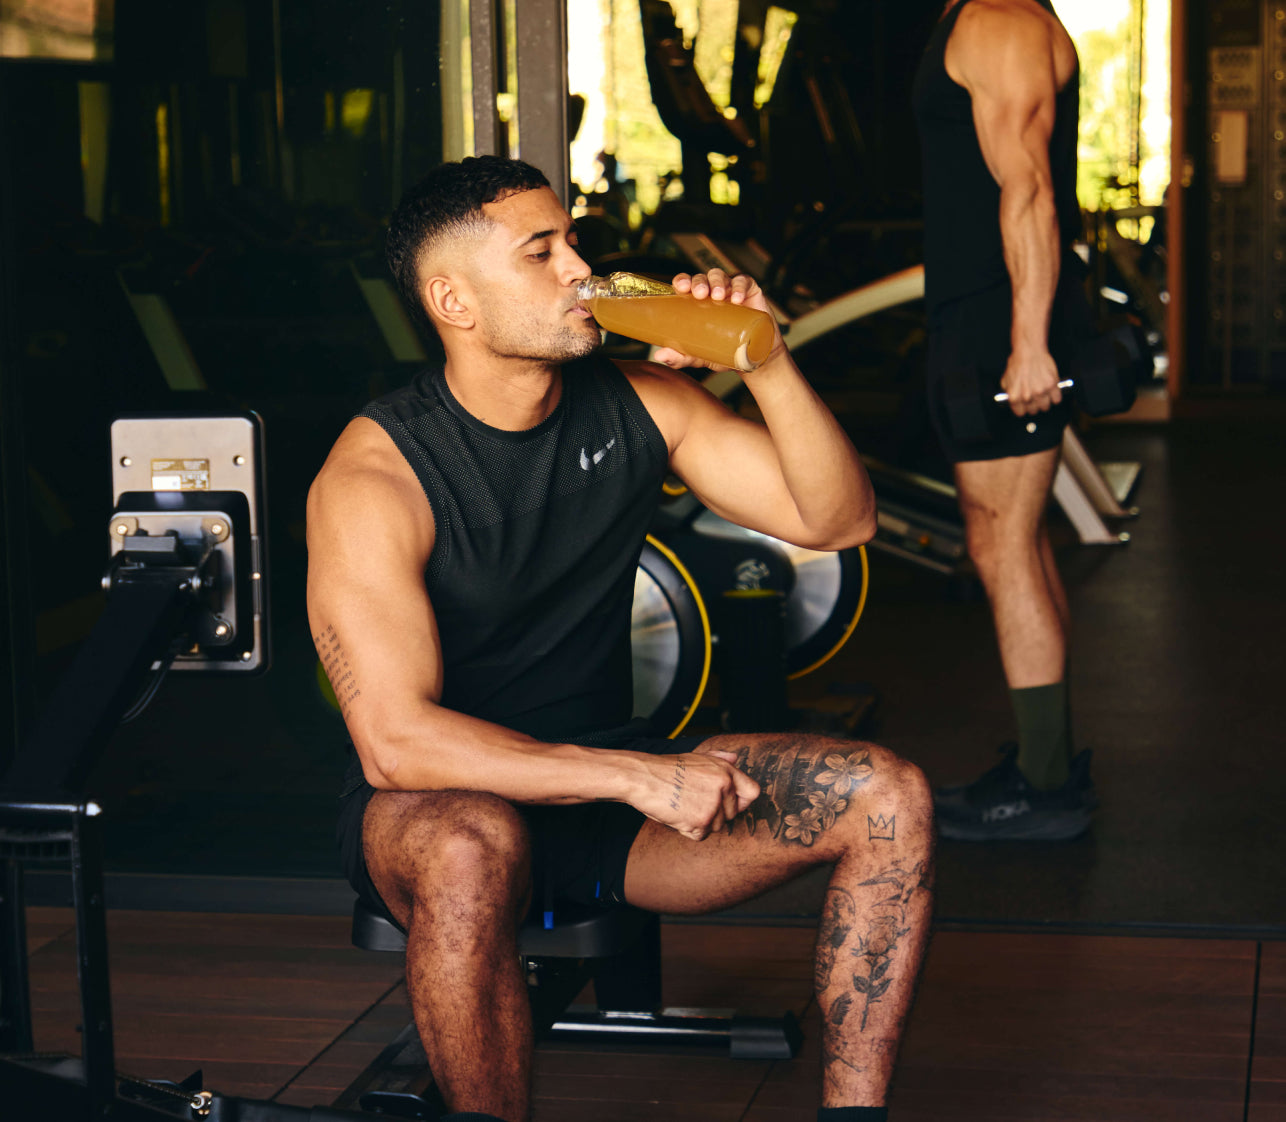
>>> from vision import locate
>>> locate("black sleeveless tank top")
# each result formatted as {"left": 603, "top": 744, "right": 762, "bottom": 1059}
{"left": 359, "top": 355, "right": 670, "bottom": 741}
{"left": 912, "top": 0, "right": 1081, "bottom": 314}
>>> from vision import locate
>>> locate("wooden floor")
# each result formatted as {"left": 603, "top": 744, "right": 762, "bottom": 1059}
{"left": 15, "top": 907, "right": 1283, "bottom": 1120}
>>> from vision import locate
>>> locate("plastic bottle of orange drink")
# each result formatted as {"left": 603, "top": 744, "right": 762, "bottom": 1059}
{"left": 576, "top": 272, "right": 777, "bottom": 372}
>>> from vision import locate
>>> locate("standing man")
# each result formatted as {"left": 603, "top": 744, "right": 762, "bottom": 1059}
{"left": 308, "top": 156, "right": 934, "bottom": 1122}
{"left": 913, "top": 0, "right": 1097, "bottom": 840}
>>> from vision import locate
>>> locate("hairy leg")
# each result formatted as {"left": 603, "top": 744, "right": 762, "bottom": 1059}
{"left": 1038, "top": 517, "right": 1070, "bottom": 635}
{"left": 624, "top": 735, "right": 934, "bottom": 1106}
{"left": 955, "top": 447, "right": 1065, "bottom": 688}
{"left": 364, "top": 789, "right": 533, "bottom": 1122}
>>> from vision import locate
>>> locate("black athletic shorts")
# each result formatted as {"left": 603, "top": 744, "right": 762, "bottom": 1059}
{"left": 336, "top": 720, "right": 710, "bottom": 932}
{"left": 925, "top": 258, "right": 1093, "bottom": 464}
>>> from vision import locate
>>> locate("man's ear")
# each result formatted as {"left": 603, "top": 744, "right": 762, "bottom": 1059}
{"left": 424, "top": 275, "right": 475, "bottom": 330}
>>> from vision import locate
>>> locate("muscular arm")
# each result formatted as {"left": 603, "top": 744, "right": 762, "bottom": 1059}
{"left": 305, "top": 418, "right": 756, "bottom": 839}
{"left": 948, "top": 1, "right": 1070, "bottom": 414}
{"left": 630, "top": 270, "right": 875, "bottom": 549}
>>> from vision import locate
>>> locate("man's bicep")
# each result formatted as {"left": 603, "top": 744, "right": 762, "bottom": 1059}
{"left": 970, "top": 82, "right": 1056, "bottom": 189}
{"left": 671, "top": 412, "right": 802, "bottom": 535}
{"left": 954, "top": 12, "right": 1058, "bottom": 186}
{"left": 629, "top": 358, "right": 844, "bottom": 544}
{"left": 309, "top": 548, "right": 443, "bottom": 716}
{"left": 306, "top": 475, "right": 444, "bottom": 774}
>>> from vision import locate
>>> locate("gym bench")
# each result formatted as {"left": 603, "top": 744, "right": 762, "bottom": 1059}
{"left": 337, "top": 897, "right": 803, "bottom": 1119}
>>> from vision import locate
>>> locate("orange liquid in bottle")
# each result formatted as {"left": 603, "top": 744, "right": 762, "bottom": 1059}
{"left": 584, "top": 293, "right": 776, "bottom": 372}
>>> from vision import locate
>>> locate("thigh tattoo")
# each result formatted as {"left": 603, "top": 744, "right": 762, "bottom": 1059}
{"left": 728, "top": 740, "right": 875, "bottom": 846}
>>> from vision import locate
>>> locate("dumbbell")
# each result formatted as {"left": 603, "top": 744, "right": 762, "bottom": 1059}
{"left": 943, "top": 330, "right": 1139, "bottom": 442}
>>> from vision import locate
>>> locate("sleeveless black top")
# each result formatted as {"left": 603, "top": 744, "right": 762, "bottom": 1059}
{"left": 912, "top": 0, "right": 1081, "bottom": 314}
{"left": 359, "top": 355, "right": 670, "bottom": 741}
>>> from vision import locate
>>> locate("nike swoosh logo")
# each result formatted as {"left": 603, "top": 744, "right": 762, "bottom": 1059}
{"left": 579, "top": 439, "right": 616, "bottom": 470}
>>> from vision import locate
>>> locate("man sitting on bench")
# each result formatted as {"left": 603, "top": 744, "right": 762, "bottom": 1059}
{"left": 307, "top": 155, "right": 934, "bottom": 1122}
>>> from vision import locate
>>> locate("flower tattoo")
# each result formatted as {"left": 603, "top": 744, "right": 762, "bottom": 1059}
{"left": 784, "top": 805, "right": 824, "bottom": 846}
{"left": 815, "top": 753, "right": 874, "bottom": 796}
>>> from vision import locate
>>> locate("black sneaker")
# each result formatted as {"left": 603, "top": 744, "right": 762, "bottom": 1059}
{"left": 933, "top": 744, "right": 1096, "bottom": 841}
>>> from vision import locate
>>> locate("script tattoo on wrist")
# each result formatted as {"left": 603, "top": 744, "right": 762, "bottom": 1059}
{"left": 668, "top": 759, "right": 687, "bottom": 812}
{"left": 728, "top": 742, "right": 874, "bottom": 846}
{"left": 316, "top": 623, "right": 362, "bottom": 716}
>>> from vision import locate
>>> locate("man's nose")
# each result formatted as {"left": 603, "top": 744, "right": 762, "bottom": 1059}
{"left": 563, "top": 247, "right": 591, "bottom": 285}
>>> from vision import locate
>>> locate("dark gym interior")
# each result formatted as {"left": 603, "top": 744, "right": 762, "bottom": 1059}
{"left": 1, "top": 1, "right": 1284, "bottom": 1119}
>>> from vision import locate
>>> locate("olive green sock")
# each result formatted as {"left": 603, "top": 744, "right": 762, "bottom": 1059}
{"left": 1011, "top": 680, "right": 1072, "bottom": 791}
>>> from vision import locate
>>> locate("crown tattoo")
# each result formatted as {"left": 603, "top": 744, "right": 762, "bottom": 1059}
{"left": 867, "top": 813, "right": 896, "bottom": 841}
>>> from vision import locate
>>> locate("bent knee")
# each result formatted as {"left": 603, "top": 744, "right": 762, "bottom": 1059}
{"left": 860, "top": 749, "right": 934, "bottom": 835}
{"left": 370, "top": 790, "right": 530, "bottom": 891}
{"left": 424, "top": 793, "right": 528, "bottom": 874}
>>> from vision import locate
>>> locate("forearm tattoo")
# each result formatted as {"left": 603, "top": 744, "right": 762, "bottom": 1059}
{"left": 728, "top": 742, "right": 874, "bottom": 846}
{"left": 316, "top": 623, "right": 362, "bottom": 716}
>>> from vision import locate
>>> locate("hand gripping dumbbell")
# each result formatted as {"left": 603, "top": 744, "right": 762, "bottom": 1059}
{"left": 944, "top": 329, "right": 1140, "bottom": 442}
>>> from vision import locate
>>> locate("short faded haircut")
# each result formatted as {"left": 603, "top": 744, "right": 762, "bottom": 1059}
{"left": 385, "top": 156, "right": 550, "bottom": 325}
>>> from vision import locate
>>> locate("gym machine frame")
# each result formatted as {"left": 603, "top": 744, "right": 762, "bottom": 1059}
{"left": 0, "top": 415, "right": 417, "bottom": 1122}
{"left": 0, "top": 413, "right": 316, "bottom": 1121}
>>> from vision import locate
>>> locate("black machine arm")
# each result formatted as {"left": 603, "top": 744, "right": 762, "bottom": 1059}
{"left": 3, "top": 539, "right": 206, "bottom": 797}
{"left": 1, "top": 464, "right": 268, "bottom": 1119}
{"left": 4, "top": 484, "right": 258, "bottom": 798}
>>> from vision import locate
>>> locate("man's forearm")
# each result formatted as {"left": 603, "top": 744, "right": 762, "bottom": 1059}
{"left": 357, "top": 704, "right": 647, "bottom": 805}
{"left": 999, "top": 173, "right": 1061, "bottom": 355}
{"left": 353, "top": 702, "right": 758, "bottom": 844}
{"left": 741, "top": 350, "right": 875, "bottom": 546}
